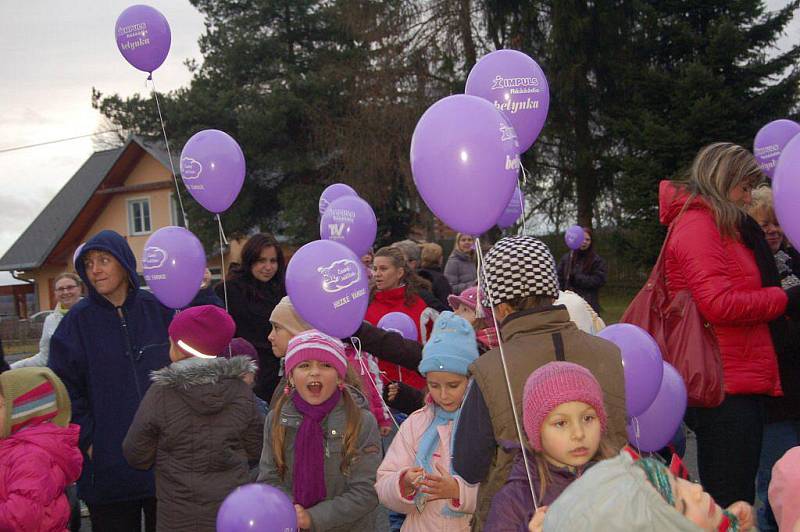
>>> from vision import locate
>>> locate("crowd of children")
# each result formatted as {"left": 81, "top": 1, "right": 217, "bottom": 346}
{"left": 5, "top": 148, "right": 800, "bottom": 530}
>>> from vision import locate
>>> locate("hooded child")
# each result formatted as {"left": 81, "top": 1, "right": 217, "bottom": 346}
{"left": 258, "top": 330, "right": 382, "bottom": 531}
{"left": 376, "top": 312, "right": 480, "bottom": 531}
{"left": 486, "top": 362, "right": 615, "bottom": 530}
{"left": 122, "top": 305, "right": 264, "bottom": 532}
{"left": 0, "top": 367, "right": 82, "bottom": 531}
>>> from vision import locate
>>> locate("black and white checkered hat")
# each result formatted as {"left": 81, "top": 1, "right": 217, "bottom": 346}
{"left": 481, "top": 236, "right": 559, "bottom": 305}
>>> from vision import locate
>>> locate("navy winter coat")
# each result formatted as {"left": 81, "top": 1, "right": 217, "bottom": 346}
{"left": 49, "top": 230, "right": 173, "bottom": 505}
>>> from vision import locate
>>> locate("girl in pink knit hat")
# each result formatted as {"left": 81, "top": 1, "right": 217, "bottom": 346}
{"left": 485, "top": 361, "right": 615, "bottom": 531}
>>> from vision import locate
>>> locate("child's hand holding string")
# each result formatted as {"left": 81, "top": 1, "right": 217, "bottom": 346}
{"left": 401, "top": 466, "right": 425, "bottom": 499}
{"left": 294, "top": 504, "right": 311, "bottom": 530}
{"left": 387, "top": 382, "right": 399, "bottom": 402}
{"left": 419, "top": 463, "right": 460, "bottom": 502}
{"left": 726, "top": 501, "right": 754, "bottom": 531}
{"left": 528, "top": 506, "right": 548, "bottom": 532}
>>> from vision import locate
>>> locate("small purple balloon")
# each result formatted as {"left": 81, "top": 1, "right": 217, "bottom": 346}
{"left": 319, "top": 183, "right": 358, "bottom": 216}
{"left": 774, "top": 134, "right": 800, "bottom": 249}
{"left": 597, "top": 323, "right": 664, "bottom": 417}
{"left": 496, "top": 185, "right": 523, "bottom": 229}
{"left": 754, "top": 119, "right": 800, "bottom": 178}
{"left": 115, "top": 5, "right": 171, "bottom": 74}
{"left": 320, "top": 196, "right": 377, "bottom": 257}
{"left": 142, "top": 226, "right": 206, "bottom": 309}
{"left": 411, "top": 94, "right": 520, "bottom": 235}
{"left": 377, "top": 312, "right": 418, "bottom": 341}
{"left": 286, "top": 240, "right": 369, "bottom": 338}
{"left": 73, "top": 243, "right": 85, "bottom": 269}
{"left": 216, "top": 483, "right": 297, "bottom": 532}
{"left": 466, "top": 49, "right": 550, "bottom": 153}
{"left": 626, "top": 362, "right": 687, "bottom": 452}
{"left": 565, "top": 225, "right": 585, "bottom": 251}
{"left": 180, "top": 129, "right": 246, "bottom": 214}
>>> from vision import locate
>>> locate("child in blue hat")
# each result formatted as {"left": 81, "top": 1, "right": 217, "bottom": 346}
{"left": 375, "top": 311, "right": 479, "bottom": 531}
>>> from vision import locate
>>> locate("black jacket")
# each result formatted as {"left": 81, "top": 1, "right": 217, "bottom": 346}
{"left": 557, "top": 251, "right": 607, "bottom": 312}
{"left": 418, "top": 267, "right": 453, "bottom": 310}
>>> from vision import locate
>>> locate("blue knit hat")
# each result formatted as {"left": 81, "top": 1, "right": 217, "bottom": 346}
{"left": 419, "top": 312, "right": 479, "bottom": 376}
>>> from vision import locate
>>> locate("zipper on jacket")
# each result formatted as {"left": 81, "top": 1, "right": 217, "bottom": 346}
{"left": 117, "top": 306, "right": 142, "bottom": 400}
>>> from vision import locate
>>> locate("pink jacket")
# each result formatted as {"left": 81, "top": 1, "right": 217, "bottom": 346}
{"left": 375, "top": 405, "right": 478, "bottom": 531}
{"left": 0, "top": 423, "right": 82, "bottom": 532}
{"left": 769, "top": 446, "right": 800, "bottom": 532}
{"left": 345, "top": 345, "right": 392, "bottom": 429}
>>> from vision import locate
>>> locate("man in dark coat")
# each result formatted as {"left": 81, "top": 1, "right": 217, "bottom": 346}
{"left": 49, "top": 230, "right": 173, "bottom": 531}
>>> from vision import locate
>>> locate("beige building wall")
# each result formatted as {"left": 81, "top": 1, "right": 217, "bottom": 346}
{"left": 23, "top": 264, "right": 66, "bottom": 311}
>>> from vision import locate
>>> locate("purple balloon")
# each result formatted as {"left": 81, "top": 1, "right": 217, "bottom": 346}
{"left": 626, "top": 362, "right": 687, "bottom": 452}
{"left": 319, "top": 183, "right": 358, "bottom": 216}
{"left": 497, "top": 185, "right": 523, "bottom": 229}
{"left": 377, "top": 312, "right": 418, "bottom": 341}
{"left": 180, "top": 129, "right": 246, "bottom": 214}
{"left": 216, "top": 483, "right": 297, "bottom": 532}
{"left": 73, "top": 243, "right": 85, "bottom": 269}
{"left": 754, "top": 119, "right": 800, "bottom": 178}
{"left": 320, "top": 196, "right": 377, "bottom": 257}
{"left": 774, "top": 133, "right": 800, "bottom": 249}
{"left": 597, "top": 323, "right": 664, "bottom": 417}
{"left": 466, "top": 49, "right": 550, "bottom": 153}
{"left": 411, "top": 95, "right": 520, "bottom": 235}
{"left": 115, "top": 5, "right": 171, "bottom": 74}
{"left": 142, "top": 226, "right": 206, "bottom": 309}
{"left": 286, "top": 240, "right": 369, "bottom": 338}
{"left": 565, "top": 225, "right": 585, "bottom": 251}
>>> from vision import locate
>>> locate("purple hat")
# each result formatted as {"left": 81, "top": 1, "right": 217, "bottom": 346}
{"left": 448, "top": 286, "right": 482, "bottom": 311}
{"left": 168, "top": 305, "right": 236, "bottom": 359}
{"left": 222, "top": 337, "right": 260, "bottom": 371}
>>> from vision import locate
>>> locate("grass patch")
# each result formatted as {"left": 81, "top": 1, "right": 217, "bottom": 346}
{"left": 599, "top": 286, "right": 639, "bottom": 325}
{"left": 4, "top": 341, "right": 39, "bottom": 356}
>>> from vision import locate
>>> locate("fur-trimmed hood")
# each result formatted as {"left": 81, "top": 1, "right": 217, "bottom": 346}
{"left": 150, "top": 356, "right": 258, "bottom": 415}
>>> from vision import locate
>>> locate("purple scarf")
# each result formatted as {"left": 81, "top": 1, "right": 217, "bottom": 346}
{"left": 291, "top": 389, "right": 342, "bottom": 508}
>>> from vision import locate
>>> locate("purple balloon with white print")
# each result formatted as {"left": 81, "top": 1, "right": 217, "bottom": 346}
{"left": 411, "top": 94, "right": 520, "bottom": 235}
{"left": 626, "top": 362, "right": 687, "bottom": 452}
{"left": 774, "top": 133, "right": 800, "bottom": 249}
{"left": 142, "top": 226, "right": 206, "bottom": 309}
{"left": 286, "top": 240, "right": 369, "bottom": 338}
{"left": 115, "top": 5, "right": 171, "bottom": 73}
{"left": 216, "top": 483, "right": 297, "bottom": 532}
{"left": 180, "top": 129, "right": 245, "bottom": 214}
{"left": 320, "top": 195, "right": 377, "bottom": 257}
{"left": 597, "top": 323, "right": 664, "bottom": 417}
{"left": 466, "top": 49, "right": 550, "bottom": 153}
{"left": 565, "top": 225, "right": 585, "bottom": 251}
{"left": 496, "top": 184, "right": 523, "bottom": 229}
{"left": 377, "top": 312, "right": 418, "bottom": 340}
{"left": 754, "top": 119, "right": 800, "bottom": 178}
{"left": 319, "top": 183, "right": 358, "bottom": 216}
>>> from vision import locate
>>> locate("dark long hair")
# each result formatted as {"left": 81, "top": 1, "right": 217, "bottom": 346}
{"left": 227, "top": 233, "right": 286, "bottom": 299}
{"left": 571, "top": 227, "right": 597, "bottom": 274}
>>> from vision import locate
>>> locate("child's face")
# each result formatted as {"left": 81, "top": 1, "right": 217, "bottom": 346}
{"left": 242, "top": 373, "right": 255, "bottom": 387}
{"left": 669, "top": 474, "right": 723, "bottom": 530}
{"left": 454, "top": 304, "right": 476, "bottom": 325}
{"left": 426, "top": 372, "right": 469, "bottom": 412}
{"left": 289, "top": 360, "right": 341, "bottom": 405}
{"left": 268, "top": 322, "right": 293, "bottom": 358}
{"left": 539, "top": 401, "right": 602, "bottom": 470}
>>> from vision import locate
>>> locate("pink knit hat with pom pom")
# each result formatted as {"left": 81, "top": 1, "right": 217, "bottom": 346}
{"left": 523, "top": 361, "right": 607, "bottom": 451}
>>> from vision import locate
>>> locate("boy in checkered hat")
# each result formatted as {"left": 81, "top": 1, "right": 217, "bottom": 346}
{"left": 450, "top": 235, "right": 628, "bottom": 530}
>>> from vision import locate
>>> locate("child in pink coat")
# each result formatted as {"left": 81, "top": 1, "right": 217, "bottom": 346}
{"left": 375, "top": 312, "right": 479, "bottom": 531}
{"left": 0, "top": 367, "right": 82, "bottom": 531}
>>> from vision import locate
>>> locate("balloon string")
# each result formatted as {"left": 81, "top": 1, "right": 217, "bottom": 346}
{"left": 475, "top": 237, "right": 540, "bottom": 511}
{"left": 149, "top": 75, "right": 189, "bottom": 229}
{"left": 217, "top": 214, "right": 229, "bottom": 314}
{"left": 518, "top": 162, "right": 530, "bottom": 236}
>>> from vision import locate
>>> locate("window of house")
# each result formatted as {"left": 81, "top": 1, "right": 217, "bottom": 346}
{"left": 170, "top": 192, "right": 186, "bottom": 227}
{"left": 128, "top": 198, "right": 152, "bottom": 235}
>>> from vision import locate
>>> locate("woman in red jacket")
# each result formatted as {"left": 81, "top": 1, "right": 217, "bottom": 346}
{"left": 365, "top": 246, "right": 431, "bottom": 390}
{"left": 660, "top": 142, "right": 800, "bottom": 507}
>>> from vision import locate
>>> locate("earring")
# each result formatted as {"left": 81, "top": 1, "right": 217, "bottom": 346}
{"left": 337, "top": 382, "right": 345, "bottom": 391}
{"left": 284, "top": 382, "right": 293, "bottom": 396}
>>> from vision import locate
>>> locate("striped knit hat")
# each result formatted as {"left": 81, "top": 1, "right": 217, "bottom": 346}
{"left": 0, "top": 367, "right": 71, "bottom": 438}
{"left": 285, "top": 330, "right": 348, "bottom": 379}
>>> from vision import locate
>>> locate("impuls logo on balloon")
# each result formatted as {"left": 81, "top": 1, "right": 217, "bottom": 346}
{"left": 318, "top": 259, "right": 361, "bottom": 293}
{"left": 499, "top": 124, "right": 517, "bottom": 142}
{"left": 491, "top": 75, "right": 540, "bottom": 90}
{"left": 142, "top": 247, "right": 168, "bottom": 270}
{"left": 117, "top": 22, "right": 151, "bottom": 51}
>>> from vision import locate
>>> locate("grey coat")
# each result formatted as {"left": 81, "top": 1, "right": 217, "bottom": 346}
{"left": 258, "top": 388, "right": 381, "bottom": 531}
{"left": 445, "top": 250, "right": 478, "bottom": 294}
{"left": 123, "top": 356, "right": 264, "bottom": 532}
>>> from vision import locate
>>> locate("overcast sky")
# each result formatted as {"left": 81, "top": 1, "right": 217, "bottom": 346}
{"left": 0, "top": 1, "right": 797, "bottom": 286}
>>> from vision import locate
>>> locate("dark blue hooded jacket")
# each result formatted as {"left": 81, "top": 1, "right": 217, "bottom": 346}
{"left": 49, "top": 230, "right": 173, "bottom": 505}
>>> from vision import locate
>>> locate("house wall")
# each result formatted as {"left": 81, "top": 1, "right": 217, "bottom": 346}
{"left": 23, "top": 264, "right": 67, "bottom": 312}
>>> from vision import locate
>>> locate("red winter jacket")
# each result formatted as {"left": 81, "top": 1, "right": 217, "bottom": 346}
{"left": 0, "top": 423, "right": 82, "bottom": 532}
{"left": 365, "top": 286, "right": 428, "bottom": 389}
{"left": 659, "top": 181, "right": 788, "bottom": 396}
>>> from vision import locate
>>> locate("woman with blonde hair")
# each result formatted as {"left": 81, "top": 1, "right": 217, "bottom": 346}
{"left": 444, "top": 234, "right": 477, "bottom": 293}
{"left": 659, "top": 142, "right": 800, "bottom": 507}
{"left": 13, "top": 273, "right": 83, "bottom": 368}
